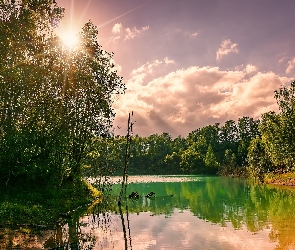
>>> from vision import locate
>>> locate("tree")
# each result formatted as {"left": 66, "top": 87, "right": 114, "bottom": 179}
{"left": 0, "top": 1, "right": 124, "bottom": 186}
{"left": 257, "top": 81, "right": 295, "bottom": 172}
{"left": 237, "top": 116, "right": 260, "bottom": 165}
{"left": 204, "top": 144, "right": 219, "bottom": 173}
{"left": 180, "top": 147, "right": 204, "bottom": 174}
{"left": 247, "top": 137, "right": 273, "bottom": 179}
{"left": 219, "top": 120, "right": 238, "bottom": 145}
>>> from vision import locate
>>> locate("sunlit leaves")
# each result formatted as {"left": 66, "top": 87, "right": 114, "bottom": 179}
{"left": 0, "top": 1, "right": 124, "bottom": 185}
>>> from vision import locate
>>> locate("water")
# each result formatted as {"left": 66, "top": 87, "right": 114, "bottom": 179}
{"left": 2, "top": 176, "right": 295, "bottom": 249}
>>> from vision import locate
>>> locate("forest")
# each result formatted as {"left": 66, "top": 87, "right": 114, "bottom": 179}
{"left": 86, "top": 78, "right": 295, "bottom": 181}
{"left": 1, "top": 1, "right": 295, "bottom": 237}
{"left": 1, "top": 0, "right": 295, "bottom": 192}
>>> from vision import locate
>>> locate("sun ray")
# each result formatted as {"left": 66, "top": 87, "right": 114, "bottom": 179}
{"left": 97, "top": 0, "right": 154, "bottom": 29}
{"left": 56, "top": 0, "right": 153, "bottom": 49}
{"left": 77, "top": 0, "right": 93, "bottom": 24}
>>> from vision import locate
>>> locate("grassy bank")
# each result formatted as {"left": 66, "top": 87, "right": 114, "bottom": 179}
{"left": 0, "top": 179, "right": 102, "bottom": 228}
{"left": 264, "top": 172, "right": 295, "bottom": 186}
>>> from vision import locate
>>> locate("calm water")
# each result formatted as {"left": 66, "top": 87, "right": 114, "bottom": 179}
{"left": 2, "top": 176, "right": 295, "bottom": 249}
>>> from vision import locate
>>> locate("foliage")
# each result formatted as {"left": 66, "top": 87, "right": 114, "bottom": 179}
{"left": 0, "top": 1, "right": 124, "bottom": 186}
{"left": 247, "top": 137, "right": 272, "bottom": 178}
{"left": 204, "top": 144, "right": 219, "bottom": 172}
{"left": 248, "top": 81, "right": 295, "bottom": 178}
{"left": 88, "top": 117, "right": 260, "bottom": 176}
{"left": 0, "top": 178, "right": 101, "bottom": 227}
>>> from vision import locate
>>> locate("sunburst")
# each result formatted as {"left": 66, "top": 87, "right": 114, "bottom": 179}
{"left": 60, "top": 31, "right": 79, "bottom": 49}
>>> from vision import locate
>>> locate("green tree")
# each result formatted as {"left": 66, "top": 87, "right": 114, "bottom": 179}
{"left": 219, "top": 149, "right": 237, "bottom": 176}
{"left": 180, "top": 147, "right": 204, "bottom": 174}
{"left": 237, "top": 116, "right": 260, "bottom": 165}
{"left": 0, "top": 1, "right": 124, "bottom": 186}
{"left": 258, "top": 82, "right": 295, "bottom": 172}
{"left": 205, "top": 144, "right": 219, "bottom": 173}
{"left": 247, "top": 137, "right": 272, "bottom": 178}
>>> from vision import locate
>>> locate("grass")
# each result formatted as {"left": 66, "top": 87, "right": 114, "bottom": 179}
{"left": 0, "top": 178, "right": 102, "bottom": 228}
{"left": 264, "top": 172, "right": 295, "bottom": 186}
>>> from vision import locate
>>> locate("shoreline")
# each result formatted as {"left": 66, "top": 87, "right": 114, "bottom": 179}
{"left": 264, "top": 172, "right": 295, "bottom": 187}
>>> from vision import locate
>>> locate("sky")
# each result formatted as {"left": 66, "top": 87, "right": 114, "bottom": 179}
{"left": 56, "top": 0, "right": 295, "bottom": 138}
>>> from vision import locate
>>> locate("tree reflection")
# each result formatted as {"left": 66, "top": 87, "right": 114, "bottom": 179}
{"left": 118, "top": 202, "right": 133, "bottom": 250}
{"left": 2, "top": 177, "right": 295, "bottom": 249}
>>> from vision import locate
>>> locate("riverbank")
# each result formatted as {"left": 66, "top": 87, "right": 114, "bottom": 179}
{"left": 264, "top": 172, "right": 295, "bottom": 186}
{"left": 0, "top": 179, "right": 101, "bottom": 228}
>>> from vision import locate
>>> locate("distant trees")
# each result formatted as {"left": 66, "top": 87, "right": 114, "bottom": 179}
{"left": 0, "top": 1, "right": 124, "bottom": 186}
{"left": 89, "top": 117, "right": 260, "bottom": 176}
{"left": 83, "top": 79, "right": 295, "bottom": 178}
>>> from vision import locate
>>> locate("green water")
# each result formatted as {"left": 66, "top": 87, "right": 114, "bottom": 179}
{"left": 2, "top": 176, "right": 295, "bottom": 249}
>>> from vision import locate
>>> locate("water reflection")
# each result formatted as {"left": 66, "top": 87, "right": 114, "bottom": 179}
{"left": 2, "top": 176, "right": 295, "bottom": 249}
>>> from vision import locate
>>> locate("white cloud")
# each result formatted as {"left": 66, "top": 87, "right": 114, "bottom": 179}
{"left": 286, "top": 57, "right": 295, "bottom": 74}
{"left": 124, "top": 26, "right": 149, "bottom": 40}
{"left": 114, "top": 63, "right": 290, "bottom": 137}
{"left": 112, "top": 23, "right": 122, "bottom": 34}
{"left": 216, "top": 39, "right": 239, "bottom": 61}
{"left": 164, "top": 57, "right": 175, "bottom": 65}
{"left": 190, "top": 32, "right": 198, "bottom": 37}
{"left": 245, "top": 64, "right": 258, "bottom": 74}
{"left": 110, "top": 23, "right": 149, "bottom": 42}
{"left": 131, "top": 59, "right": 162, "bottom": 76}
{"left": 279, "top": 57, "right": 287, "bottom": 64}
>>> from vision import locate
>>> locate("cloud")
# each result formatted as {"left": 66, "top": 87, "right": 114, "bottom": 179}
{"left": 110, "top": 23, "right": 149, "bottom": 42}
{"left": 279, "top": 57, "right": 287, "bottom": 64}
{"left": 129, "top": 57, "right": 174, "bottom": 84}
{"left": 168, "top": 29, "right": 199, "bottom": 38}
{"left": 245, "top": 64, "right": 258, "bottom": 74}
{"left": 113, "top": 63, "right": 290, "bottom": 137}
{"left": 125, "top": 26, "right": 149, "bottom": 40}
{"left": 164, "top": 57, "right": 175, "bottom": 65}
{"left": 286, "top": 57, "right": 295, "bottom": 74}
{"left": 112, "top": 23, "right": 123, "bottom": 34}
{"left": 216, "top": 39, "right": 239, "bottom": 61}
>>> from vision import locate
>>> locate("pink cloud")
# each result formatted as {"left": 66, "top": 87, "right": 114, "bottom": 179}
{"left": 286, "top": 57, "right": 295, "bottom": 74}
{"left": 124, "top": 25, "right": 149, "bottom": 40}
{"left": 113, "top": 64, "right": 290, "bottom": 137}
{"left": 216, "top": 39, "right": 239, "bottom": 61}
{"left": 112, "top": 23, "right": 123, "bottom": 34}
{"left": 245, "top": 64, "right": 258, "bottom": 74}
{"left": 110, "top": 23, "right": 149, "bottom": 42}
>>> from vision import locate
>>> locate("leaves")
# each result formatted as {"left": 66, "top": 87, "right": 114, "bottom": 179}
{"left": 0, "top": 1, "right": 124, "bottom": 186}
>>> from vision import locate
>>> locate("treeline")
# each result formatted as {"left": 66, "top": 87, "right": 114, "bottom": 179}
{"left": 247, "top": 81, "right": 295, "bottom": 178}
{"left": 89, "top": 81, "right": 295, "bottom": 178}
{"left": 1, "top": 2, "right": 294, "bottom": 186}
{"left": 88, "top": 116, "right": 260, "bottom": 176}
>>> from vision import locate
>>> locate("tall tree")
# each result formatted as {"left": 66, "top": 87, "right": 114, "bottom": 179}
{"left": 258, "top": 81, "right": 295, "bottom": 172}
{"left": 237, "top": 116, "right": 260, "bottom": 165}
{"left": 0, "top": 1, "right": 124, "bottom": 186}
{"left": 205, "top": 144, "right": 219, "bottom": 173}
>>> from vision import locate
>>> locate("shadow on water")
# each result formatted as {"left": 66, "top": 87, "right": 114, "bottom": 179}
{"left": 2, "top": 176, "right": 295, "bottom": 249}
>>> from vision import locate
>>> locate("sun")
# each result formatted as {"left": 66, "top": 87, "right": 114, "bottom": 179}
{"left": 60, "top": 31, "right": 79, "bottom": 49}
